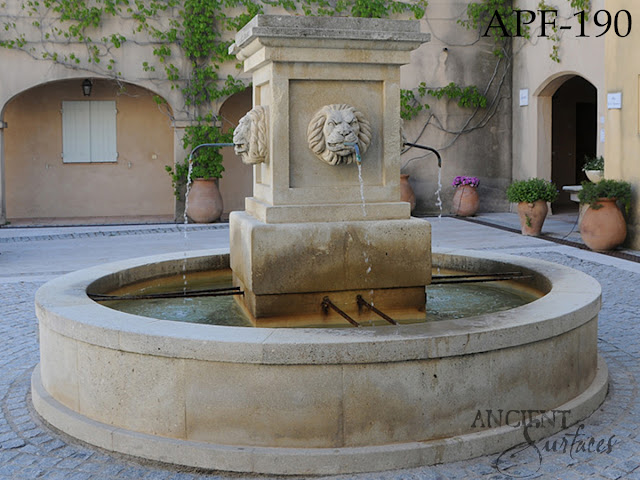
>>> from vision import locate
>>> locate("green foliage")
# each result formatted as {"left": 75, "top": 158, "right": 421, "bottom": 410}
{"left": 461, "top": 0, "right": 592, "bottom": 62}
{"left": 570, "top": 0, "right": 591, "bottom": 14}
{"left": 165, "top": 119, "right": 233, "bottom": 197}
{"left": 424, "top": 82, "right": 487, "bottom": 109}
{"left": 400, "top": 81, "right": 486, "bottom": 119}
{"left": 506, "top": 178, "right": 558, "bottom": 203}
{"left": 351, "top": 0, "right": 427, "bottom": 19}
{"left": 1, "top": 0, "right": 428, "bottom": 185}
{"left": 400, "top": 88, "right": 427, "bottom": 120}
{"left": 351, "top": 0, "right": 388, "bottom": 18}
{"left": 460, "top": 0, "right": 523, "bottom": 57}
{"left": 537, "top": 0, "right": 560, "bottom": 62}
{"left": 578, "top": 179, "right": 632, "bottom": 214}
{"left": 582, "top": 155, "right": 604, "bottom": 171}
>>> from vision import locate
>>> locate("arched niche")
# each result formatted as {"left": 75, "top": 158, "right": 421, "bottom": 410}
{"left": 2, "top": 78, "right": 175, "bottom": 223}
{"left": 217, "top": 87, "right": 253, "bottom": 217}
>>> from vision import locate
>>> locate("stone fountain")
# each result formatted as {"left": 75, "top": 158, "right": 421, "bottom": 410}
{"left": 32, "top": 15, "right": 608, "bottom": 475}
{"left": 227, "top": 15, "right": 431, "bottom": 325}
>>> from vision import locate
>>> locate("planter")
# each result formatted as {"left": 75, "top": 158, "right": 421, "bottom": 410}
{"left": 452, "top": 185, "right": 479, "bottom": 216}
{"left": 580, "top": 198, "right": 627, "bottom": 251}
{"left": 400, "top": 174, "right": 416, "bottom": 212}
{"left": 517, "top": 200, "right": 548, "bottom": 236}
{"left": 585, "top": 170, "right": 604, "bottom": 183}
{"left": 186, "top": 179, "right": 223, "bottom": 223}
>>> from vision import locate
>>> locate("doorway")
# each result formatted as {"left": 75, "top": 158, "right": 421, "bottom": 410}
{"left": 551, "top": 76, "right": 597, "bottom": 212}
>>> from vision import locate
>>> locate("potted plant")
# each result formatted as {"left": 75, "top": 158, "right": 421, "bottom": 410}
{"left": 400, "top": 174, "right": 417, "bottom": 212}
{"left": 578, "top": 179, "right": 631, "bottom": 251}
{"left": 506, "top": 178, "right": 558, "bottom": 236}
{"left": 451, "top": 176, "right": 480, "bottom": 216}
{"left": 582, "top": 155, "right": 604, "bottom": 183}
{"left": 165, "top": 122, "right": 232, "bottom": 223}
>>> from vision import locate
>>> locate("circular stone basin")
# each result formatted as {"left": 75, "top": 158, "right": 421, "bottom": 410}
{"left": 32, "top": 248, "right": 608, "bottom": 476}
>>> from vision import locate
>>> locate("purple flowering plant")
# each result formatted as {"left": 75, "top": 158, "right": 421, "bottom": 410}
{"left": 451, "top": 176, "right": 479, "bottom": 188}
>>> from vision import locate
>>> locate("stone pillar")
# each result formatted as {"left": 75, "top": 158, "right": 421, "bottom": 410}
{"left": 171, "top": 119, "right": 192, "bottom": 222}
{"left": 228, "top": 16, "right": 432, "bottom": 322}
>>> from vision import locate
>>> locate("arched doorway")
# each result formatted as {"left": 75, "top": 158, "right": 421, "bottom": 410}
{"left": 3, "top": 78, "right": 175, "bottom": 224}
{"left": 550, "top": 76, "right": 598, "bottom": 212}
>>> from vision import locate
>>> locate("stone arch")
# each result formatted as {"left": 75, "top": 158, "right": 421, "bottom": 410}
{"left": 217, "top": 87, "right": 253, "bottom": 218}
{"left": 534, "top": 72, "right": 598, "bottom": 211}
{"left": 1, "top": 78, "right": 176, "bottom": 223}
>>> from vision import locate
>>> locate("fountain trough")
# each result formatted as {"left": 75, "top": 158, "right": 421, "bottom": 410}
{"left": 33, "top": 248, "right": 606, "bottom": 475}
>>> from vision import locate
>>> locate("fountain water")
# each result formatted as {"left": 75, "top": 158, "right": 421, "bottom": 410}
{"left": 32, "top": 15, "right": 607, "bottom": 475}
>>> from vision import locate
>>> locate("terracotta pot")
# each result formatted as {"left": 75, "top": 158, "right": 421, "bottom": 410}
{"left": 186, "top": 179, "right": 223, "bottom": 223}
{"left": 580, "top": 198, "right": 627, "bottom": 251}
{"left": 452, "top": 185, "right": 479, "bottom": 216}
{"left": 400, "top": 174, "right": 416, "bottom": 212}
{"left": 585, "top": 170, "right": 604, "bottom": 183}
{"left": 517, "top": 200, "right": 548, "bottom": 236}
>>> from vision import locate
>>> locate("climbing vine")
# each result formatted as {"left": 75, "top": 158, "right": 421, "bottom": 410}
{"left": 0, "top": 0, "right": 597, "bottom": 212}
{"left": 460, "top": 0, "right": 593, "bottom": 62}
{"left": 0, "top": 0, "right": 427, "bottom": 185}
{"left": 400, "top": 82, "right": 488, "bottom": 120}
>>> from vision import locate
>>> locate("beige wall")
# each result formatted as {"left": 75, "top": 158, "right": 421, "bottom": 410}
{"left": 0, "top": 3, "right": 519, "bottom": 222}
{"left": 0, "top": 3, "right": 247, "bottom": 224}
{"left": 512, "top": 0, "right": 605, "bottom": 191}
{"left": 604, "top": 0, "right": 640, "bottom": 247}
{"left": 4, "top": 79, "right": 175, "bottom": 219}
{"left": 401, "top": 1, "right": 514, "bottom": 214}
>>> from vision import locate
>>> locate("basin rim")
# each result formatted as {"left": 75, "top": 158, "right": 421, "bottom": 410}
{"left": 34, "top": 248, "right": 601, "bottom": 364}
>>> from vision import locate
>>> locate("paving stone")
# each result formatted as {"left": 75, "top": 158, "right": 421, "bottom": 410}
{"left": 40, "top": 471, "right": 79, "bottom": 480}
{"left": 0, "top": 221, "right": 638, "bottom": 480}
{"left": 1, "top": 438, "right": 26, "bottom": 449}
{"left": 62, "top": 471, "right": 94, "bottom": 480}
{"left": 0, "top": 463, "right": 24, "bottom": 476}
{"left": 622, "top": 460, "right": 640, "bottom": 472}
{"left": 56, "top": 456, "right": 90, "bottom": 469}
{"left": 20, "top": 466, "right": 47, "bottom": 478}
{"left": 600, "top": 467, "right": 627, "bottom": 480}
{"left": 8, "top": 453, "right": 38, "bottom": 467}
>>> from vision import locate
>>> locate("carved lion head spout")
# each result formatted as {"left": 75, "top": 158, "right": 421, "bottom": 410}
{"left": 233, "top": 105, "right": 268, "bottom": 165}
{"left": 307, "top": 104, "right": 372, "bottom": 166}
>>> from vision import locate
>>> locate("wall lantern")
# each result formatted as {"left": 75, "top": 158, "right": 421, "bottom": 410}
{"left": 82, "top": 79, "right": 93, "bottom": 97}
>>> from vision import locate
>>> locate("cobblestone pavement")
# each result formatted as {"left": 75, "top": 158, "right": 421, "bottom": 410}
{"left": 1, "top": 218, "right": 639, "bottom": 480}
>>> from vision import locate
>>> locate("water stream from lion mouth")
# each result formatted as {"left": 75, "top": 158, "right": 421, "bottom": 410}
{"left": 356, "top": 162, "right": 373, "bottom": 276}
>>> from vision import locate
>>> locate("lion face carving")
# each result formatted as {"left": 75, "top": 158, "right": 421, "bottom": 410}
{"left": 307, "top": 104, "right": 372, "bottom": 166}
{"left": 233, "top": 105, "right": 268, "bottom": 165}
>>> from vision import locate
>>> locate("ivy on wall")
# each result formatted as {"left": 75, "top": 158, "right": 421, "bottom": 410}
{"left": 0, "top": 0, "right": 593, "bottom": 183}
{"left": 400, "top": 0, "right": 594, "bottom": 122}
{"left": 0, "top": 0, "right": 427, "bottom": 181}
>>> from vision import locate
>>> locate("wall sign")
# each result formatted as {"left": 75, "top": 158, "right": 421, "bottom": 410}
{"left": 607, "top": 92, "right": 622, "bottom": 109}
{"left": 519, "top": 89, "right": 529, "bottom": 107}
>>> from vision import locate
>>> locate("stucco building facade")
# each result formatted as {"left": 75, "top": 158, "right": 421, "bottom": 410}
{"left": 1, "top": 0, "right": 638, "bottom": 248}
{"left": 0, "top": 1, "right": 514, "bottom": 225}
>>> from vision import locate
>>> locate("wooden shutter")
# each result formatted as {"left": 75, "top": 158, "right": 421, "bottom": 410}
{"left": 90, "top": 101, "right": 117, "bottom": 162}
{"left": 62, "top": 101, "right": 91, "bottom": 163}
{"left": 62, "top": 101, "right": 117, "bottom": 163}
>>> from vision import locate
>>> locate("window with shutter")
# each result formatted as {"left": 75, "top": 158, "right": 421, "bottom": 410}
{"left": 62, "top": 101, "right": 117, "bottom": 163}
